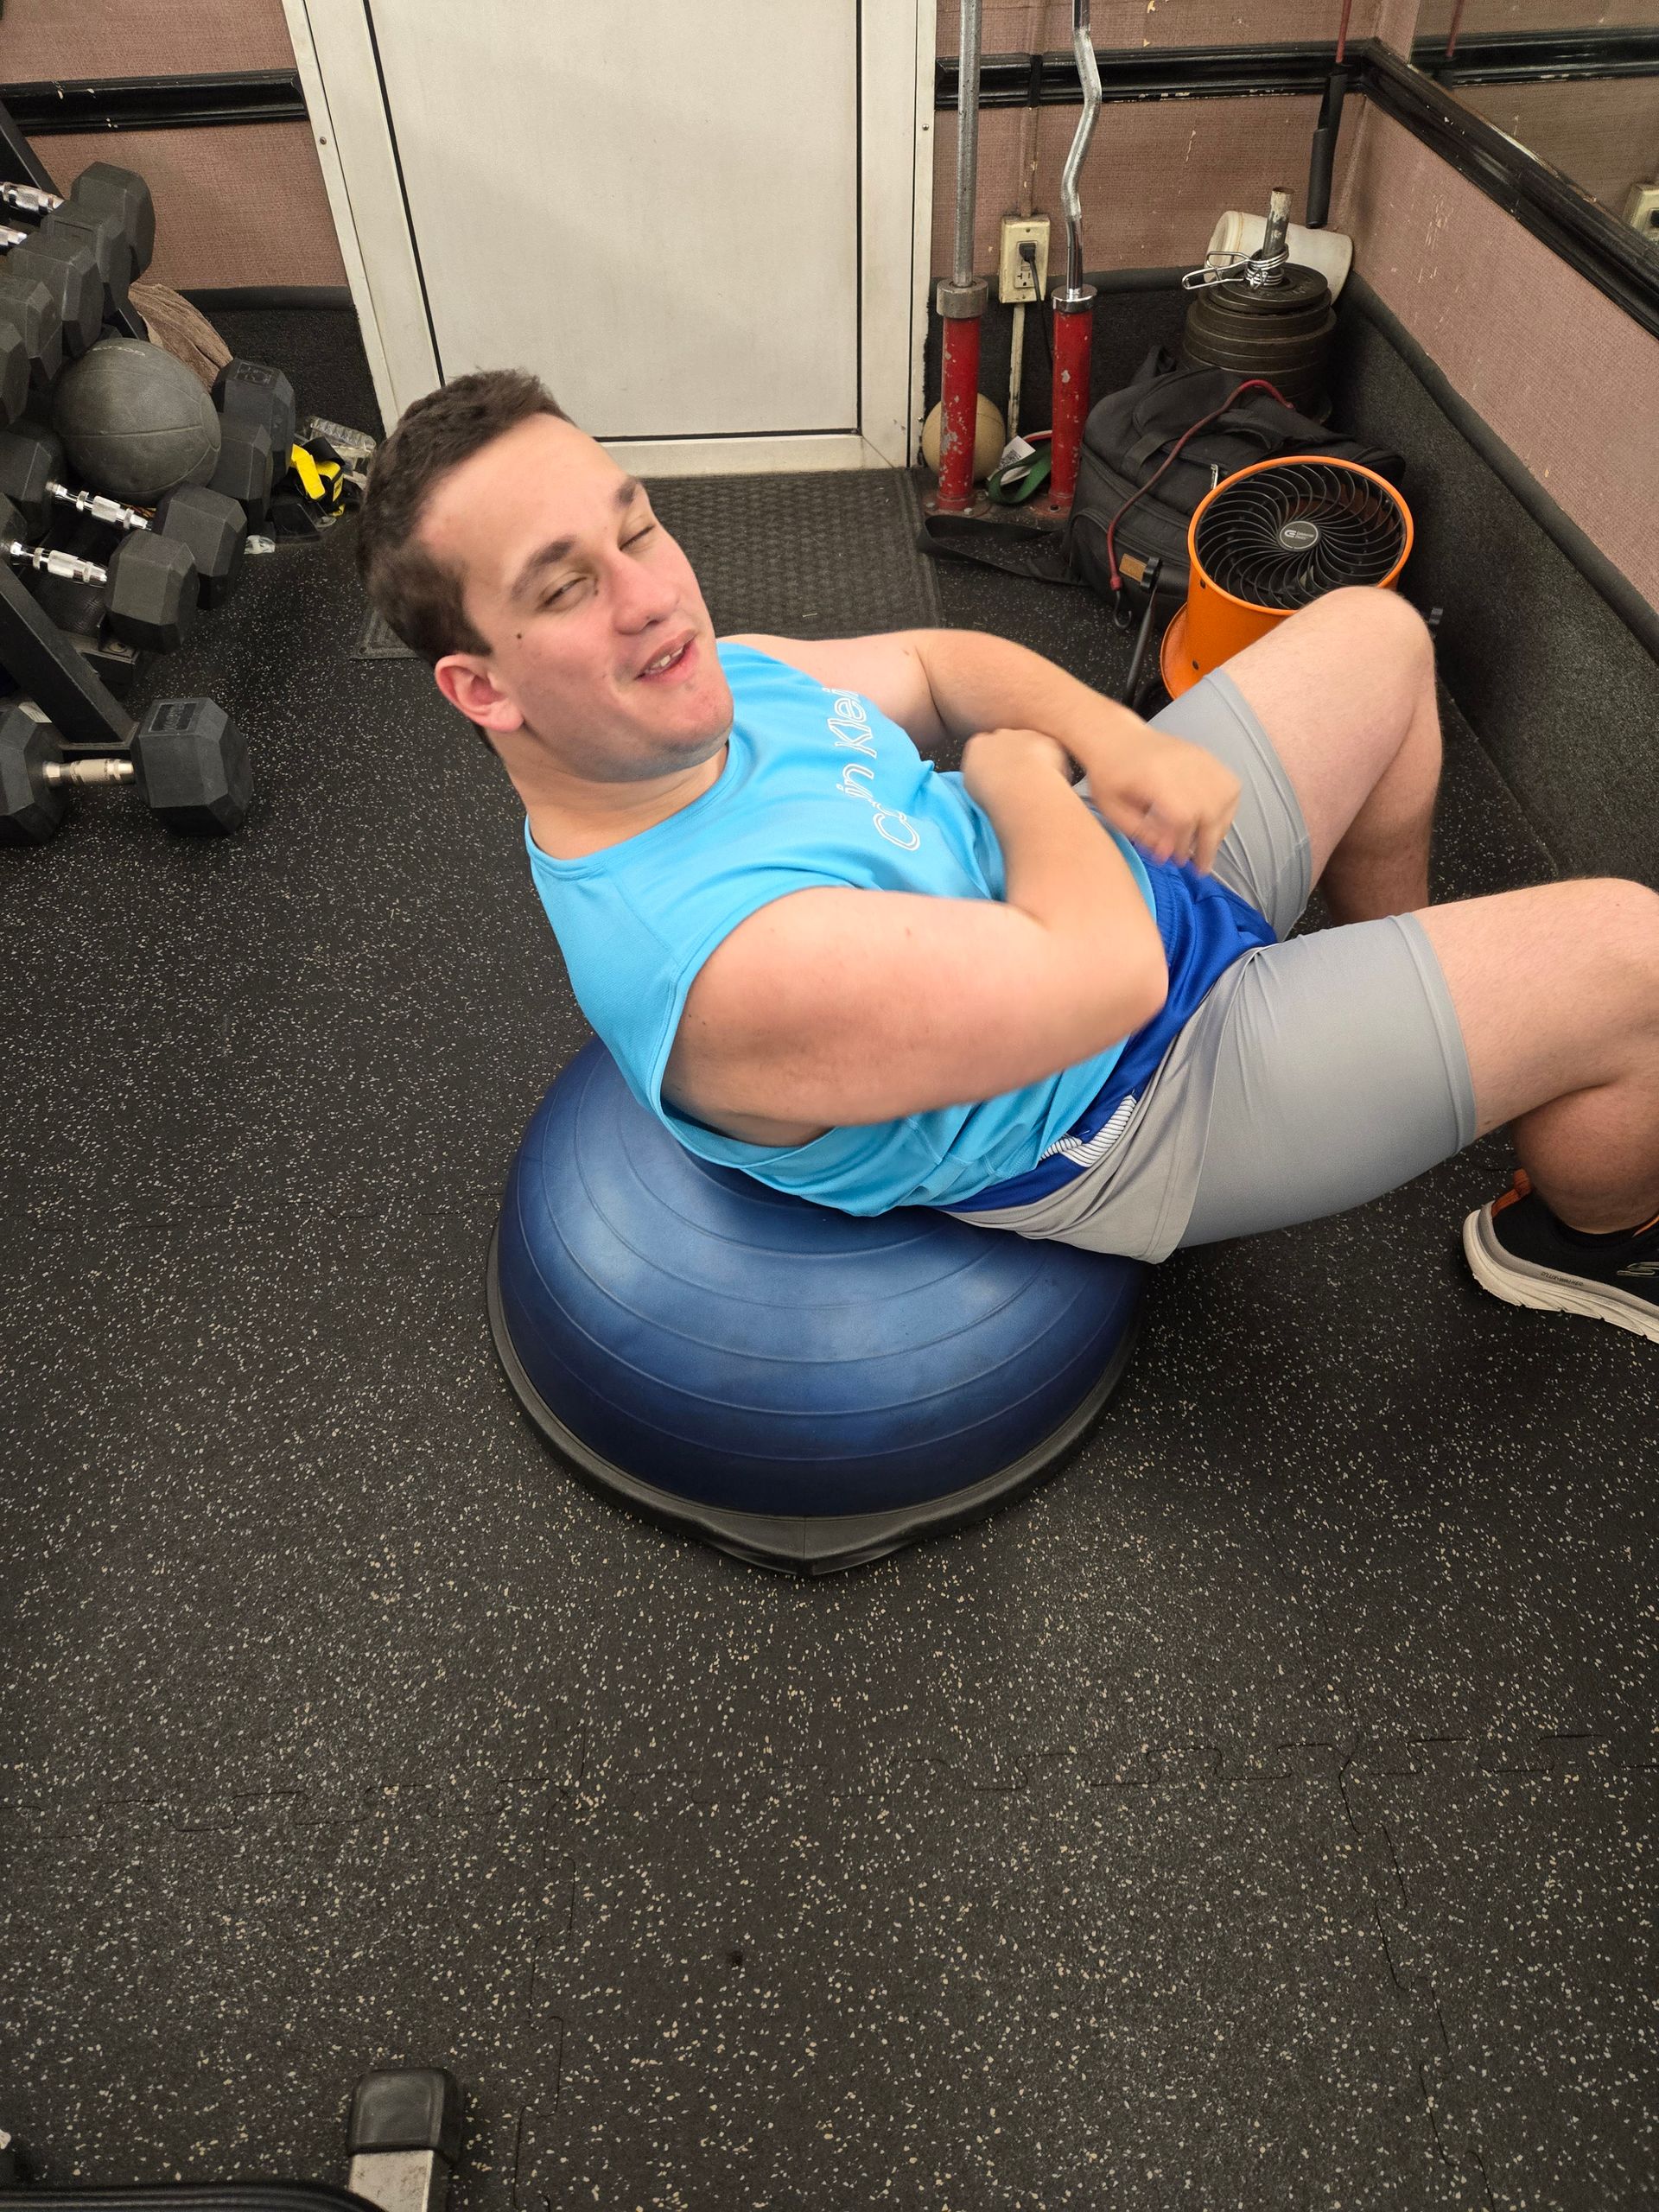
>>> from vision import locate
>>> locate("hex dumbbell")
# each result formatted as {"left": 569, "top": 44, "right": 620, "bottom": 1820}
{"left": 211, "top": 359, "right": 298, "bottom": 526}
{"left": 0, "top": 427, "right": 246, "bottom": 604}
{"left": 0, "top": 696, "right": 251, "bottom": 844}
{"left": 35, "top": 199, "right": 132, "bottom": 319}
{"left": 1, "top": 166, "right": 155, "bottom": 285}
{"left": 0, "top": 266, "right": 62, "bottom": 385}
{"left": 0, "top": 287, "right": 28, "bottom": 424}
{"left": 0, "top": 224, "right": 105, "bottom": 356}
{"left": 9, "top": 165, "right": 154, "bottom": 327}
{"left": 0, "top": 490, "right": 197, "bottom": 652}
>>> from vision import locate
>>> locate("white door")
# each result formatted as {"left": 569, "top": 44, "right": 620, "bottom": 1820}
{"left": 286, "top": 0, "right": 931, "bottom": 473}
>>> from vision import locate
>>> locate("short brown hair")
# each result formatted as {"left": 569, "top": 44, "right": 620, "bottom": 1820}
{"left": 357, "top": 369, "right": 571, "bottom": 664}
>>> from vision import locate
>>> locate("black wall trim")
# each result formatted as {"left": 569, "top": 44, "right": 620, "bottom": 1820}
{"left": 937, "top": 27, "right": 1659, "bottom": 110}
{"left": 1414, "top": 27, "right": 1659, "bottom": 86}
{"left": 3, "top": 72, "right": 307, "bottom": 135}
{"left": 1344, "top": 270, "right": 1659, "bottom": 662}
{"left": 944, "top": 43, "right": 1343, "bottom": 107}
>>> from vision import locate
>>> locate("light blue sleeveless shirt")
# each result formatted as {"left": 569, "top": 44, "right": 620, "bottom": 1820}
{"left": 522, "top": 639, "right": 1162, "bottom": 1215}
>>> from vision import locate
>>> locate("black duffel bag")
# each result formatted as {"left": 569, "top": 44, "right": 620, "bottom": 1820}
{"left": 1069, "top": 342, "right": 1406, "bottom": 611}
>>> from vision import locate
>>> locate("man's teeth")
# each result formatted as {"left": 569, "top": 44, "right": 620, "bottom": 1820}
{"left": 643, "top": 643, "right": 684, "bottom": 675}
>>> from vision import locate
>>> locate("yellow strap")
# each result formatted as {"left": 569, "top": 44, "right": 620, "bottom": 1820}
{"left": 290, "top": 445, "right": 327, "bottom": 501}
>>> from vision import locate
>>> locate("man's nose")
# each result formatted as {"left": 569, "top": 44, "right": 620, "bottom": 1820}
{"left": 610, "top": 549, "right": 679, "bottom": 628}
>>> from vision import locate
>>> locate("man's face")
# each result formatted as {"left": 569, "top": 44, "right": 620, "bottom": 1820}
{"left": 423, "top": 412, "right": 732, "bottom": 781}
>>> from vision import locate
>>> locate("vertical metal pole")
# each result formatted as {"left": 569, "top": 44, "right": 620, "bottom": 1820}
{"left": 933, "top": 0, "right": 988, "bottom": 512}
{"left": 1047, "top": 0, "right": 1100, "bottom": 512}
{"left": 952, "top": 2, "right": 982, "bottom": 295}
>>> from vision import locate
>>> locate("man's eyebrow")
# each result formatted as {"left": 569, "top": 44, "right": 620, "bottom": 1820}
{"left": 508, "top": 477, "right": 646, "bottom": 607}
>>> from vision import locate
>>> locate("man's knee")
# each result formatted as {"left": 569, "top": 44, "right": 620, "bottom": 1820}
{"left": 1318, "top": 582, "right": 1434, "bottom": 664}
{"left": 1583, "top": 877, "right": 1659, "bottom": 982}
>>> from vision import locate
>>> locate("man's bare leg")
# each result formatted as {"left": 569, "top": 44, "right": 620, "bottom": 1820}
{"left": 1416, "top": 880, "right": 1659, "bottom": 1236}
{"left": 1217, "top": 586, "right": 1442, "bottom": 930}
{"left": 1217, "top": 589, "right": 1659, "bottom": 1241}
{"left": 1316, "top": 656, "right": 1440, "bottom": 925}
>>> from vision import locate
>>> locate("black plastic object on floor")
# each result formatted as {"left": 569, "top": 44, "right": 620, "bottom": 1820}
{"left": 488, "top": 1043, "right": 1145, "bottom": 1576}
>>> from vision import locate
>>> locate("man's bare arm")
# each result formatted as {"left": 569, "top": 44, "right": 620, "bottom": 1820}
{"left": 664, "top": 728, "right": 1167, "bottom": 1136}
{"left": 725, "top": 630, "right": 950, "bottom": 753}
{"left": 724, "top": 628, "right": 1140, "bottom": 771}
{"left": 727, "top": 626, "right": 1240, "bottom": 872}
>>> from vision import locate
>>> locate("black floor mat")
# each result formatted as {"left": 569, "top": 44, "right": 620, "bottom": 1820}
{"left": 639, "top": 467, "right": 944, "bottom": 637}
{"left": 1, "top": 481, "right": 1652, "bottom": 2212}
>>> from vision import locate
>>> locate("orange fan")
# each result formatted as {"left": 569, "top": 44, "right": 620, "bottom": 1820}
{"left": 1159, "top": 455, "right": 1414, "bottom": 698}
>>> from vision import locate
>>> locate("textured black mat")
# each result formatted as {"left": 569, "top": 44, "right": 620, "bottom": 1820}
{"left": 2, "top": 403, "right": 1655, "bottom": 2211}
{"left": 644, "top": 467, "right": 944, "bottom": 638}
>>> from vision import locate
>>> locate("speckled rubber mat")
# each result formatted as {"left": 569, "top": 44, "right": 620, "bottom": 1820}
{"left": 2, "top": 395, "right": 1655, "bottom": 2210}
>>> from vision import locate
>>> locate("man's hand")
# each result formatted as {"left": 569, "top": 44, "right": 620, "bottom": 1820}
{"left": 721, "top": 627, "right": 1243, "bottom": 873}
{"left": 960, "top": 726, "right": 1073, "bottom": 804}
{"left": 1078, "top": 722, "right": 1243, "bottom": 874}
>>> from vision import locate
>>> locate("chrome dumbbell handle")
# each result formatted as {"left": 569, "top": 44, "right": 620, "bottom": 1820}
{"left": 0, "top": 182, "right": 63, "bottom": 218}
{"left": 42, "top": 755, "right": 135, "bottom": 788}
{"left": 49, "top": 481, "right": 151, "bottom": 531}
{"left": 0, "top": 225, "right": 28, "bottom": 251}
{"left": 1, "top": 537, "right": 108, "bottom": 586}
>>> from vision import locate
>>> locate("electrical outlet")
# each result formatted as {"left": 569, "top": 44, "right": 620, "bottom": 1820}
{"left": 1623, "top": 181, "right": 1659, "bottom": 239}
{"left": 998, "top": 215, "right": 1050, "bottom": 306}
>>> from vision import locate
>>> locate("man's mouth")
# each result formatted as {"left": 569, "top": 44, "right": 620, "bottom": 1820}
{"left": 636, "top": 633, "right": 696, "bottom": 683}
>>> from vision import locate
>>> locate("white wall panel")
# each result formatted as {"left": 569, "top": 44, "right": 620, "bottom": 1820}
{"left": 367, "top": 0, "right": 861, "bottom": 440}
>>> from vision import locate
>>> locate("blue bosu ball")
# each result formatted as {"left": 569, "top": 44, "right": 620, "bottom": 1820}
{"left": 487, "top": 1044, "right": 1147, "bottom": 1574}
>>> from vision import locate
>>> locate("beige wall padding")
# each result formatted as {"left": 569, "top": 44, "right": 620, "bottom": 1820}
{"left": 932, "top": 92, "right": 1353, "bottom": 274}
{"left": 1415, "top": 0, "right": 1659, "bottom": 34}
{"left": 1454, "top": 76, "right": 1659, "bottom": 217}
{"left": 29, "top": 128, "right": 347, "bottom": 291}
{"left": 1333, "top": 101, "right": 1659, "bottom": 613}
{"left": 1, "top": 0, "right": 297, "bottom": 78}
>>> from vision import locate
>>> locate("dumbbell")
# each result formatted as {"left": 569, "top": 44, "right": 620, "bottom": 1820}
{"left": 0, "top": 427, "right": 246, "bottom": 604}
{"left": 0, "top": 166, "right": 151, "bottom": 360}
{"left": 0, "top": 490, "right": 197, "bottom": 652}
{"left": 0, "top": 266, "right": 62, "bottom": 385}
{"left": 0, "top": 696, "right": 251, "bottom": 844}
{"left": 70, "top": 165, "right": 157, "bottom": 279}
{"left": 8, "top": 165, "right": 154, "bottom": 327}
{"left": 36, "top": 199, "right": 132, "bottom": 320}
{"left": 211, "top": 359, "right": 298, "bottom": 527}
{"left": 0, "top": 224, "right": 105, "bottom": 356}
{"left": 0, "top": 300, "right": 27, "bottom": 425}
{"left": 2, "top": 166, "right": 156, "bottom": 282}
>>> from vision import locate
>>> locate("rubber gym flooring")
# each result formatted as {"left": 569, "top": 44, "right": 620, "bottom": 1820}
{"left": 2, "top": 316, "right": 1655, "bottom": 2212}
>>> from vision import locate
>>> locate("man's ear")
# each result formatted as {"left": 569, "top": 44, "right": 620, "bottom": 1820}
{"left": 435, "top": 652, "right": 526, "bottom": 737}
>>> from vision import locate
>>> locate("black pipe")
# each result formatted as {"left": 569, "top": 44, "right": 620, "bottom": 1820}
{"left": 1305, "top": 64, "right": 1350, "bottom": 229}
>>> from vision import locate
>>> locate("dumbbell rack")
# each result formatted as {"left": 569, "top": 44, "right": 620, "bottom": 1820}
{"left": 0, "top": 92, "right": 172, "bottom": 756}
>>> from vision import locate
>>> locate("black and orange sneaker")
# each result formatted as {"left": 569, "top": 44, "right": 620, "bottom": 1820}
{"left": 1463, "top": 1169, "right": 1659, "bottom": 1342}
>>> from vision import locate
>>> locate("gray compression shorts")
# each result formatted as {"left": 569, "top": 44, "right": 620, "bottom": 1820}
{"left": 944, "top": 664, "right": 1478, "bottom": 1262}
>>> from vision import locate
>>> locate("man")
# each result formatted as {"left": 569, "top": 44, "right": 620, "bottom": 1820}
{"left": 356, "top": 370, "right": 1659, "bottom": 1342}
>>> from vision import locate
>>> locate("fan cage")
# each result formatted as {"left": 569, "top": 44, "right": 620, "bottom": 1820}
{"left": 1193, "top": 459, "right": 1408, "bottom": 611}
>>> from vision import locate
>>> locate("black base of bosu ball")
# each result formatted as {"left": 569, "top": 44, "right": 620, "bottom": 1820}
{"left": 486, "top": 1045, "right": 1147, "bottom": 1576}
